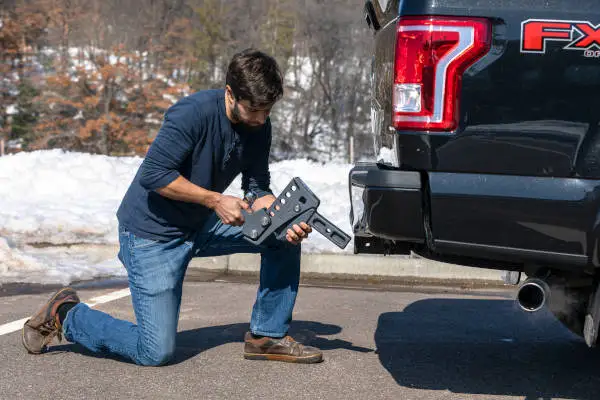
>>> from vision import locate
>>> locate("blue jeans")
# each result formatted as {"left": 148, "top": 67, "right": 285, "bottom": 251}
{"left": 62, "top": 212, "right": 301, "bottom": 366}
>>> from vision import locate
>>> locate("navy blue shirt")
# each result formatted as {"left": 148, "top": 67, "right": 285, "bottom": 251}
{"left": 117, "top": 89, "right": 273, "bottom": 241}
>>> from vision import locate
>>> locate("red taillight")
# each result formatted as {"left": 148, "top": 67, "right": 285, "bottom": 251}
{"left": 393, "top": 16, "right": 491, "bottom": 132}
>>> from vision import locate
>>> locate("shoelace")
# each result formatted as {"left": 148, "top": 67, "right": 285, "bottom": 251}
{"left": 280, "top": 336, "right": 303, "bottom": 355}
{"left": 38, "top": 319, "right": 63, "bottom": 348}
{"left": 281, "top": 336, "right": 295, "bottom": 345}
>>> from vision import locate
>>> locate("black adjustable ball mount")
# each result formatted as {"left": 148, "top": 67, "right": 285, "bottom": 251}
{"left": 241, "top": 177, "right": 351, "bottom": 249}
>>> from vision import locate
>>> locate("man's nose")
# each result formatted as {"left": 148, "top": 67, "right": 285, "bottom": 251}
{"left": 255, "top": 111, "right": 270, "bottom": 124}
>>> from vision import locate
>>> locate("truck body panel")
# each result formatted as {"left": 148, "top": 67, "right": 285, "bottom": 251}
{"left": 358, "top": 0, "right": 600, "bottom": 273}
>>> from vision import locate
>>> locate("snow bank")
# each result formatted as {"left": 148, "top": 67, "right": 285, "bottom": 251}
{"left": 0, "top": 149, "right": 141, "bottom": 245}
{"left": 0, "top": 150, "right": 355, "bottom": 284}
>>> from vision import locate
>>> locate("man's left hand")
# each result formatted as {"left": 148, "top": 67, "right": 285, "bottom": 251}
{"left": 286, "top": 222, "right": 312, "bottom": 245}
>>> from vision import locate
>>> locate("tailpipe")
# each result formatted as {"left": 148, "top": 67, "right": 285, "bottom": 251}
{"left": 517, "top": 278, "right": 550, "bottom": 312}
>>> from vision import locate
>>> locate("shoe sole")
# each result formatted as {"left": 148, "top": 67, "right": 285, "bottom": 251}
{"left": 22, "top": 323, "right": 43, "bottom": 354}
{"left": 21, "top": 287, "right": 77, "bottom": 354}
{"left": 244, "top": 352, "right": 323, "bottom": 364}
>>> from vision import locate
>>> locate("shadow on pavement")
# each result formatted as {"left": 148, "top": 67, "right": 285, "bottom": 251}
{"left": 49, "top": 320, "right": 373, "bottom": 365}
{"left": 375, "top": 298, "right": 600, "bottom": 400}
{"left": 173, "top": 320, "right": 373, "bottom": 364}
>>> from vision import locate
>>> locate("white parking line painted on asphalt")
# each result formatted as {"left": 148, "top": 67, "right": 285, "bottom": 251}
{"left": 0, "top": 288, "right": 131, "bottom": 337}
{"left": 0, "top": 318, "right": 30, "bottom": 337}
{"left": 86, "top": 288, "right": 131, "bottom": 307}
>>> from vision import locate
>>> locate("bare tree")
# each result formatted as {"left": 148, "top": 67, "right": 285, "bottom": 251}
{"left": 3, "top": 0, "right": 373, "bottom": 161}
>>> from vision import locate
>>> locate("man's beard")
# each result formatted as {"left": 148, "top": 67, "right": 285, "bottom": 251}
{"left": 231, "top": 101, "right": 243, "bottom": 124}
{"left": 231, "top": 101, "right": 263, "bottom": 132}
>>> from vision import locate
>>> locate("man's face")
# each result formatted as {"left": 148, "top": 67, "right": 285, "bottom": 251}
{"left": 227, "top": 88, "right": 274, "bottom": 128}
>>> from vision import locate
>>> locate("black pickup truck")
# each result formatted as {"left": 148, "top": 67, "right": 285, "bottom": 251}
{"left": 351, "top": 0, "right": 600, "bottom": 345}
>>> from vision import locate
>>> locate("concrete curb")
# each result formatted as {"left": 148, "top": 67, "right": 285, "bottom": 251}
{"left": 30, "top": 244, "right": 507, "bottom": 284}
{"left": 189, "top": 253, "right": 506, "bottom": 284}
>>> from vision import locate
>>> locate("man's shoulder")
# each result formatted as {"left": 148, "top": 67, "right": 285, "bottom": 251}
{"left": 164, "top": 89, "right": 223, "bottom": 124}
{"left": 182, "top": 89, "right": 223, "bottom": 112}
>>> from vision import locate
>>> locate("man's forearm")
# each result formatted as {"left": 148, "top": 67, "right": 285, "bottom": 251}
{"left": 155, "top": 176, "right": 221, "bottom": 209}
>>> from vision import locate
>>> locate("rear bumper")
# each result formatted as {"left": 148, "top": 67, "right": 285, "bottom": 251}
{"left": 349, "top": 163, "right": 425, "bottom": 254}
{"left": 349, "top": 163, "right": 597, "bottom": 270}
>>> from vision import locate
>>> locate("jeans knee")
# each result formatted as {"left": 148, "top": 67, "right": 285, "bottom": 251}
{"left": 138, "top": 341, "right": 175, "bottom": 366}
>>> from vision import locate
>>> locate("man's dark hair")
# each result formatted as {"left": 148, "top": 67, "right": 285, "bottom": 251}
{"left": 226, "top": 49, "right": 284, "bottom": 107}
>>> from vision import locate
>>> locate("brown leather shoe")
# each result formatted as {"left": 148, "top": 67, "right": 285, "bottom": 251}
{"left": 22, "top": 287, "right": 80, "bottom": 354}
{"left": 243, "top": 331, "right": 323, "bottom": 363}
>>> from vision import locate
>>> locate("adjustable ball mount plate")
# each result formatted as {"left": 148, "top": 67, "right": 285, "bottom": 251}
{"left": 241, "top": 177, "right": 351, "bottom": 249}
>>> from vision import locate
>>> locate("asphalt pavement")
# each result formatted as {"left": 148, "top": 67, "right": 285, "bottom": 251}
{"left": 1, "top": 273, "right": 599, "bottom": 400}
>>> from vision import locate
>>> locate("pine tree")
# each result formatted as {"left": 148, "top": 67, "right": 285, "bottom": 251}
{"left": 10, "top": 80, "right": 39, "bottom": 147}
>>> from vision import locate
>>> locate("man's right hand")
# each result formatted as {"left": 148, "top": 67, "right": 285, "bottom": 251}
{"left": 212, "top": 194, "right": 249, "bottom": 226}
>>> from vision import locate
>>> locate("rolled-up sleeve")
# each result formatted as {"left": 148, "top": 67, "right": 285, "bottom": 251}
{"left": 242, "top": 122, "right": 273, "bottom": 198}
{"left": 139, "top": 99, "right": 201, "bottom": 191}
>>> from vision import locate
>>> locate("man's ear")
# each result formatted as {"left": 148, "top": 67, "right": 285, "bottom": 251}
{"left": 225, "top": 85, "right": 234, "bottom": 104}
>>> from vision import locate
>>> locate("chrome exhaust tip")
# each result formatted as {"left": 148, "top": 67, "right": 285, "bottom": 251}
{"left": 517, "top": 278, "right": 550, "bottom": 312}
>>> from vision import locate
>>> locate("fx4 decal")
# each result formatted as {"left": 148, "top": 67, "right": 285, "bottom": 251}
{"left": 521, "top": 19, "right": 600, "bottom": 58}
